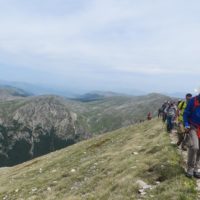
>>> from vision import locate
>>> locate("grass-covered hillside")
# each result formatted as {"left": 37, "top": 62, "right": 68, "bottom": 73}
{"left": 67, "top": 93, "right": 171, "bottom": 133}
{"left": 0, "top": 119, "right": 196, "bottom": 200}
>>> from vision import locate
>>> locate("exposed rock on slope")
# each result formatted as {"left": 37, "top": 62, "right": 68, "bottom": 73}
{"left": 0, "top": 96, "right": 86, "bottom": 166}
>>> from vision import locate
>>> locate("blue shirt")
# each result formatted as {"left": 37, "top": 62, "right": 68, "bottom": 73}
{"left": 183, "top": 95, "right": 200, "bottom": 127}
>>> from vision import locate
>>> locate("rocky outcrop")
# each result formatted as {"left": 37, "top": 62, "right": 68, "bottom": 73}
{"left": 0, "top": 96, "right": 87, "bottom": 166}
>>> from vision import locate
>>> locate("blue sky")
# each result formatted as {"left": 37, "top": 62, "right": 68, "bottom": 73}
{"left": 1, "top": 0, "right": 200, "bottom": 94}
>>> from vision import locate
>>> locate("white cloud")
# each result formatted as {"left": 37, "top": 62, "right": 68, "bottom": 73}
{"left": 1, "top": 0, "right": 200, "bottom": 92}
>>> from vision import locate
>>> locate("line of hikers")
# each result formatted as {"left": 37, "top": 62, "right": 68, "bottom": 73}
{"left": 159, "top": 91, "right": 200, "bottom": 178}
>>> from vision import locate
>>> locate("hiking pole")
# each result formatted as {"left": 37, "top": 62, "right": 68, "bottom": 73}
{"left": 179, "top": 133, "right": 186, "bottom": 166}
{"left": 180, "top": 129, "right": 191, "bottom": 167}
{"left": 179, "top": 146, "right": 186, "bottom": 167}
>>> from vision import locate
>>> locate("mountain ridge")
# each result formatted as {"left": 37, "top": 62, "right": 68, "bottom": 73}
{"left": 0, "top": 85, "right": 32, "bottom": 100}
{"left": 0, "top": 92, "right": 172, "bottom": 166}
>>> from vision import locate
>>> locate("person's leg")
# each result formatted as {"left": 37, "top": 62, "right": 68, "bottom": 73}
{"left": 186, "top": 129, "right": 199, "bottom": 177}
{"left": 163, "top": 113, "right": 166, "bottom": 123}
{"left": 181, "top": 133, "right": 187, "bottom": 151}
{"left": 177, "top": 123, "right": 187, "bottom": 150}
{"left": 194, "top": 137, "right": 200, "bottom": 178}
{"left": 166, "top": 116, "right": 170, "bottom": 132}
{"left": 168, "top": 116, "right": 173, "bottom": 132}
{"left": 187, "top": 148, "right": 197, "bottom": 176}
{"left": 171, "top": 117, "right": 174, "bottom": 130}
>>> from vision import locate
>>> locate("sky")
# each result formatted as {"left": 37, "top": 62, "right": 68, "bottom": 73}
{"left": 1, "top": 0, "right": 200, "bottom": 94}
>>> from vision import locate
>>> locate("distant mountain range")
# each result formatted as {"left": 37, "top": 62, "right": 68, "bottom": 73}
{"left": 0, "top": 85, "right": 32, "bottom": 100}
{"left": 0, "top": 80, "right": 146, "bottom": 97}
{"left": 0, "top": 80, "right": 77, "bottom": 97}
{"left": 0, "top": 79, "right": 192, "bottom": 98}
{"left": 73, "top": 91, "right": 130, "bottom": 102}
{"left": 0, "top": 85, "right": 172, "bottom": 167}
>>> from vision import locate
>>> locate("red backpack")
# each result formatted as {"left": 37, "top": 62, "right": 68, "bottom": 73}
{"left": 192, "top": 96, "right": 200, "bottom": 138}
{"left": 194, "top": 96, "right": 200, "bottom": 108}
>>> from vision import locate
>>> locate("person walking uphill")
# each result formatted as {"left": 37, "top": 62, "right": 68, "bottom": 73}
{"left": 161, "top": 101, "right": 169, "bottom": 123}
{"left": 176, "top": 93, "right": 192, "bottom": 150}
{"left": 147, "top": 112, "right": 152, "bottom": 120}
{"left": 184, "top": 92, "right": 200, "bottom": 178}
{"left": 166, "top": 102, "right": 177, "bottom": 133}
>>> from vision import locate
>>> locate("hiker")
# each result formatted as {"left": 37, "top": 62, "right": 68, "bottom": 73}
{"left": 147, "top": 112, "right": 152, "bottom": 120}
{"left": 161, "top": 101, "right": 170, "bottom": 123}
{"left": 176, "top": 93, "right": 192, "bottom": 150}
{"left": 166, "top": 102, "right": 177, "bottom": 133}
{"left": 184, "top": 91, "right": 200, "bottom": 178}
{"left": 157, "top": 108, "right": 163, "bottom": 118}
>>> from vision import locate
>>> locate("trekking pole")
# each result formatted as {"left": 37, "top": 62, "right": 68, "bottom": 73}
{"left": 179, "top": 133, "right": 186, "bottom": 166}
{"left": 179, "top": 146, "right": 185, "bottom": 166}
{"left": 180, "top": 131, "right": 190, "bottom": 167}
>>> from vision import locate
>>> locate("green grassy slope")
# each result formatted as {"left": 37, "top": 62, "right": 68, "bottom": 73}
{"left": 66, "top": 93, "right": 171, "bottom": 133}
{"left": 0, "top": 119, "right": 196, "bottom": 200}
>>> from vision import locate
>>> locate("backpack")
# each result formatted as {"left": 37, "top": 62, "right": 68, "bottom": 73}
{"left": 163, "top": 104, "right": 169, "bottom": 113}
{"left": 191, "top": 97, "right": 200, "bottom": 138}
{"left": 178, "top": 101, "right": 185, "bottom": 110}
{"left": 167, "top": 106, "right": 176, "bottom": 117}
{"left": 193, "top": 97, "right": 200, "bottom": 115}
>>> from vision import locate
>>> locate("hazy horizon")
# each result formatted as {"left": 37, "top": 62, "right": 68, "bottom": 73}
{"left": 1, "top": 0, "right": 200, "bottom": 95}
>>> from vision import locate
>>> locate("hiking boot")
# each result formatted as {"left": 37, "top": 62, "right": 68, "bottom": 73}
{"left": 185, "top": 168, "right": 193, "bottom": 178}
{"left": 185, "top": 171, "right": 193, "bottom": 178}
{"left": 181, "top": 146, "right": 187, "bottom": 151}
{"left": 194, "top": 172, "right": 200, "bottom": 179}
